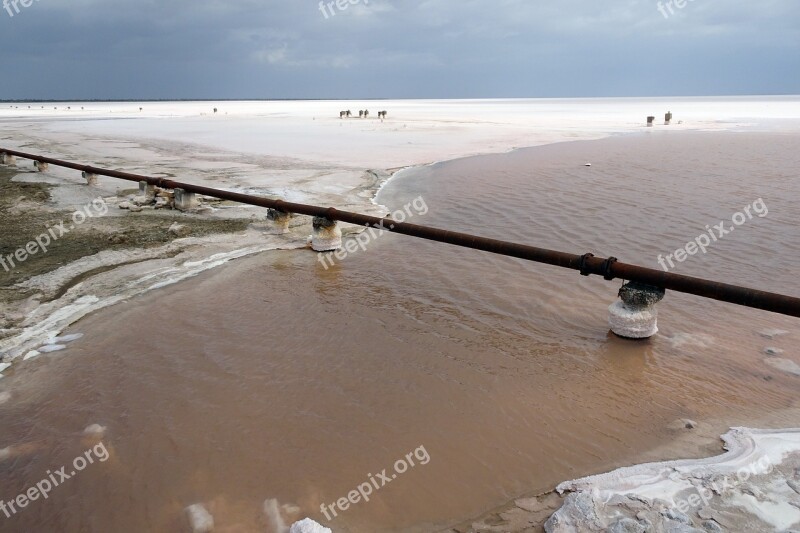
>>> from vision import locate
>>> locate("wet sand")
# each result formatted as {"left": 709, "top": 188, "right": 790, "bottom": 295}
{"left": 0, "top": 131, "right": 799, "bottom": 532}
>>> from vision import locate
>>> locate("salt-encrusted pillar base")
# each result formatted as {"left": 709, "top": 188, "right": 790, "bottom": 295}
{"left": 174, "top": 188, "right": 198, "bottom": 211}
{"left": 82, "top": 171, "right": 98, "bottom": 186}
{"left": 139, "top": 180, "right": 156, "bottom": 200}
{"left": 267, "top": 208, "right": 292, "bottom": 234}
{"left": 33, "top": 160, "right": 49, "bottom": 172}
{"left": 311, "top": 216, "right": 342, "bottom": 251}
{"left": 1, "top": 153, "right": 16, "bottom": 166}
{"left": 608, "top": 282, "right": 665, "bottom": 339}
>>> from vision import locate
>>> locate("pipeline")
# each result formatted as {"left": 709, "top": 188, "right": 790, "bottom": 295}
{"left": 2, "top": 147, "right": 799, "bottom": 319}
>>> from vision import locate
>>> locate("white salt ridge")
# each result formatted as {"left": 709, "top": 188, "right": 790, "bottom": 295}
{"left": 0, "top": 363, "right": 10, "bottom": 374}
{"left": 0, "top": 233, "right": 306, "bottom": 362}
{"left": 550, "top": 428, "right": 800, "bottom": 532}
{"left": 23, "top": 350, "right": 41, "bottom": 360}
{"left": 148, "top": 245, "right": 281, "bottom": 291}
{"left": 47, "top": 333, "right": 84, "bottom": 344}
{"left": 728, "top": 491, "right": 800, "bottom": 530}
{"left": 0, "top": 295, "right": 102, "bottom": 360}
{"left": 38, "top": 344, "right": 66, "bottom": 353}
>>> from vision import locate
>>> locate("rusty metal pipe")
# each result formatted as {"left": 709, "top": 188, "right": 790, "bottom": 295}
{"left": 2, "top": 147, "right": 799, "bottom": 318}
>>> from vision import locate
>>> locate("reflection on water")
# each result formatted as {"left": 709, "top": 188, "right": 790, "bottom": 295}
{"left": 1, "top": 132, "right": 799, "bottom": 532}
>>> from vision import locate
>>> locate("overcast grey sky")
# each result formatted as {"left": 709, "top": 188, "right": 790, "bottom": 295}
{"left": 0, "top": 0, "right": 798, "bottom": 100}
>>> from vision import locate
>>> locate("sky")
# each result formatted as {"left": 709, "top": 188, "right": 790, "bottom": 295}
{"left": 0, "top": 0, "right": 798, "bottom": 100}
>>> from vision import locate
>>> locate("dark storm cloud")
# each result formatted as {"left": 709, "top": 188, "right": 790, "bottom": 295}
{"left": 0, "top": 0, "right": 798, "bottom": 99}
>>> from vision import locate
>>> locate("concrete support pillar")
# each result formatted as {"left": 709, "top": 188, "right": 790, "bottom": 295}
{"left": 33, "top": 160, "right": 49, "bottom": 172}
{"left": 267, "top": 208, "right": 292, "bottom": 233}
{"left": 174, "top": 188, "right": 198, "bottom": 211}
{"left": 665, "top": 111, "right": 673, "bottom": 125}
{"left": 311, "top": 216, "right": 342, "bottom": 252}
{"left": 647, "top": 116, "right": 655, "bottom": 127}
{"left": 82, "top": 171, "right": 98, "bottom": 186}
{"left": 1, "top": 152, "right": 16, "bottom": 166}
{"left": 139, "top": 180, "right": 156, "bottom": 200}
{"left": 608, "top": 281, "right": 665, "bottom": 339}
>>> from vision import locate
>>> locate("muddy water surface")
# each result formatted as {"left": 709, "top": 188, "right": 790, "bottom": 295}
{"left": 1, "top": 131, "right": 799, "bottom": 532}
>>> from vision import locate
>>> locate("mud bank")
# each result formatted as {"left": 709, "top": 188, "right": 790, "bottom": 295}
{"left": 0, "top": 167, "right": 248, "bottom": 296}
{"left": 0, "top": 165, "right": 305, "bottom": 367}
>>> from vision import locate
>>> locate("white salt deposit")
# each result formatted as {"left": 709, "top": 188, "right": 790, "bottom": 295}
{"left": 185, "top": 504, "right": 214, "bottom": 533}
{"left": 765, "top": 358, "right": 800, "bottom": 376}
{"left": 727, "top": 492, "right": 800, "bottom": 530}
{"left": 0, "top": 233, "right": 305, "bottom": 362}
{"left": 0, "top": 295, "right": 101, "bottom": 360}
{"left": 22, "top": 350, "right": 41, "bottom": 361}
{"left": 83, "top": 424, "right": 107, "bottom": 437}
{"left": 48, "top": 333, "right": 84, "bottom": 344}
{"left": 263, "top": 498, "right": 288, "bottom": 533}
{"left": 759, "top": 328, "right": 789, "bottom": 339}
{"left": 289, "top": 518, "right": 332, "bottom": 533}
{"left": 6, "top": 97, "right": 798, "bottom": 170}
{"left": 38, "top": 344, "right": 66, "bottom": 353}
{"left": 548, "top": 428, "right": 800, "bottom": 532}
{"left": 664, "top": 332, "right": 716, "bottom": 349}
{"left": 0, "top": 363, "right": 10, "bottom": 374}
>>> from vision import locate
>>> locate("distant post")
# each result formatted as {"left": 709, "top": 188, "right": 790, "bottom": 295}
{"left": 139, "top": 180, "right": 156, "bottom": 200}
{"left": 174, "top": 188, "right": 199, "bottom": 211}
{"left": 647, "top": 116, "right": 655, "bottom": 127}
{"left": 311, "top": 216, "right": 342, "bottom": 251}
{"left": 267, "top": 208, "right": 292, "bottom": 234}
{"left": 82, "top": 171, "right": 98, "bottom": 186}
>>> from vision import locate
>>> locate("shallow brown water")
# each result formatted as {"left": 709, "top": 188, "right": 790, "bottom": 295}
{"left": 1, "top": 131, "right": 799, "bottom": 532}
